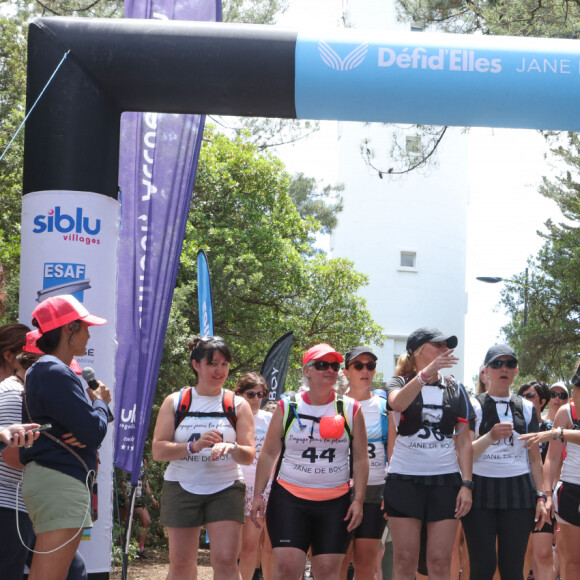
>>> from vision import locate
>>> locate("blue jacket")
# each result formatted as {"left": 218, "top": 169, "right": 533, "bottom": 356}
{"left": 20, "top": 356, "right": 109, "bottom": 483}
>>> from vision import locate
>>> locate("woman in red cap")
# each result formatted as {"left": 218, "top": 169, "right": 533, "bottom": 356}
{"left": 250, "top": 343, "right": 369, "bottom": 580}
{"left": 384, "top": 327, "right": 473, "bottom": 580}
{"left": 20, "top": 295, "right": 111, "bottom": 580}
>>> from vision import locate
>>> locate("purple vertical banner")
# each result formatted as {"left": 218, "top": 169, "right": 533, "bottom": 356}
{"left": 115, "top": 0, "right": 222, "bottom": 483}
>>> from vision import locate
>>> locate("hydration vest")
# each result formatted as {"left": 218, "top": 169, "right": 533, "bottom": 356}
{"left": 275, "top": 391, "right": 352, "bottom": 478}
{"left": 370, "top": 390, "right": 389, "bottom": 451}
{"left": 474, "top": 393, "right": 526, "bottom": 435}
{"left": 397, "top": 376, "right": 468, "bottom": 437}
{"left": 174, "top": 387, "right": 237, "bottom": 431}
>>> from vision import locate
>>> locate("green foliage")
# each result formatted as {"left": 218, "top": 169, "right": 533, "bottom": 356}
{"left": 396, "top": 0, "right": 580, "bottom": 37}
{"left": 222, "top": 0, "right": 288, "bottom": 25}
{"left": 0, "top": 16, "right": 28, "bottom": 323}
{"left": 156, "top": 126, "right": 384, "bottom": 402}
{"left": 500, "top": 133, "right": 580, "bottom": 382}
{"left": 289, "top": 173, "right": 343, "bottom": 235}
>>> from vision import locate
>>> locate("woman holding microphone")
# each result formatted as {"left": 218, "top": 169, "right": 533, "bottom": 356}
{"left": 20, "top": 295, "right": 111, "bottom": 580}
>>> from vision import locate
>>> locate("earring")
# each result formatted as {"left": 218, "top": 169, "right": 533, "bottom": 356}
{"left": 69, "top": 337, "right": 74, "bottom": 346}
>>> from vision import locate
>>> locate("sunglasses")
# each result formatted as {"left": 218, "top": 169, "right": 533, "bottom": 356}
{"left": 350, "top": 361, "right": 377, "bottom": 371}
{"left": 243, "top": 391, "right": 268, "bottom": 399}
{"left": 489, "top": 359, "right": 518, "bottom": 369}
{"left": 522, "top": 392, "right": 537, "bottom": 400}
{"left": 313, "top": 360, "right": 341, "bottom": 372}
{"left": 551, "top": 391, "right": 568, "bottom": 400}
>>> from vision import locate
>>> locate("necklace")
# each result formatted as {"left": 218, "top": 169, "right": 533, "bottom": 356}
{"left": 13, "top": 372, "right": 24, "bottom": 385}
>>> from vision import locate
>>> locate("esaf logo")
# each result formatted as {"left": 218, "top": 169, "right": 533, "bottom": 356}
{"left": 33, "top": 207, "right": 101, "bottom": 245}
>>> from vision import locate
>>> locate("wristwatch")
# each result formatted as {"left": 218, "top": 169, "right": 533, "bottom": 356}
{"left": 461, "top": 479, "right": 475, "bottom": 491}
{"left": 536, "top": 491, "right": 548, "bottom": 502}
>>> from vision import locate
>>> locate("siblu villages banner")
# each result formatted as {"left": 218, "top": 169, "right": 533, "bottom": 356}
{"left": 295, "top": 29, "right": 580, "bottom": 131}
{"left": 115, "top": 0, "right": 222, "bottom": 483}
{"left": 197, "top": 249, "right": 214, "bottom": 336}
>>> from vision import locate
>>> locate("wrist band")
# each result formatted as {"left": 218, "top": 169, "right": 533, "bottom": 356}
{"left": 253, "top": 493, "right": 264, "bottom": 499}
{"left": 352, "top": 497, "right": 363, "bottom": 504}
{"left": 417, "top": 371, "right": 428, "bottom": 386}
{"left": 559, "top": 427, "right": 565, "bottom": 442}
{"left": 537, "top": 496, "right": 547, "bottom": 502}
{"left": 551, "top": 429, "right": 558, "bottom": 441}
{"left": 186, "top": 440, "right": 198, "bottom": 456}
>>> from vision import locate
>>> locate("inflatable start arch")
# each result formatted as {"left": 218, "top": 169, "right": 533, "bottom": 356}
{"left": 24, "top": 17, "right": 580, "bottom": 196}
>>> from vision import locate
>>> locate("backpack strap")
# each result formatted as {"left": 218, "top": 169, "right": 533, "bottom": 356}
{"left": 335, "top": 393, "right": 354, "bottom": 478}
{"left": 274, "top": 392, "right": 299, "bottom": 480}
{"left": 174, "top": 387, "right": 193, "bottom": 430}
{"left": 570, "top": 401, "right": 580, "bottom": 429}
{"left": 174, "top": 387, "right": 237, "bottom": 431}
{"left": 222, "top": 389, "right": 237, "bottom": 431}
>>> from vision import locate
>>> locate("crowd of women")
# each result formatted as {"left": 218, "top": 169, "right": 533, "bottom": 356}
{"left": 1, "top": 294, "right": 579, "bottom": 580}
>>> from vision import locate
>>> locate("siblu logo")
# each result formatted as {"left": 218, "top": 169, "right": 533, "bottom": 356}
{"left": 318, "top": 41, "right": 368, "bottom": 71}
{"left": 121, "top": 404, "right": 137, "bottom": 424}
{"left": 33, "top": 207, "right": 101, "bottom": 235}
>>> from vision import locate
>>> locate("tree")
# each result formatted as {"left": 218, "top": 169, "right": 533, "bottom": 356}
{"left": 156, "top": 126, "right": 384, "bottom": 399}
{"left": 396, "top": 0, "right": 580, "bottom": 37}
{"left": 289, "top": 173, "right": 343, "bottom": 235}
{"left": 500, "top": 133, "right": 580, "bottom": 382}
{"left": 0, "top": 16, "right": 28, "bottom": 322}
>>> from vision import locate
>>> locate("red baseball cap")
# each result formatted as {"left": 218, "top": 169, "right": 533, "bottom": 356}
{"left": 31, "top": 295, "right": 106, "bottom": 333}
{"left": 303, "top": 343, "right": 344, "bottom": 365}
{"left": 22, "top": 329, "right": 44, "bottom": 354}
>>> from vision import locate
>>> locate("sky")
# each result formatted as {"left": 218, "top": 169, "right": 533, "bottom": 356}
{"left": 270, "top": 0, "right": 565, "bottom": 388}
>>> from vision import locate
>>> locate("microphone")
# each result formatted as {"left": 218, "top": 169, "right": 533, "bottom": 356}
{"left": 82, "top": 367, "right": 114, "bottom": 422}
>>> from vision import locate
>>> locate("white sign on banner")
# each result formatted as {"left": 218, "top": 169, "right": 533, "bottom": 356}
{"left": 19, "top": 190, "right": 120, "bottom": 574}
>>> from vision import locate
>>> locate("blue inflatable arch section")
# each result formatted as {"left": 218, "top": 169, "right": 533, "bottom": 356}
{"left": 24, "top": 17, "right": 580, "bottom": 197}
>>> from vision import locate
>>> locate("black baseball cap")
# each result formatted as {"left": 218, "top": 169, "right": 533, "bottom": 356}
{"left": 345, "top": 346, "right": 377, "bottom": 367}
{"left": 406, "top": 327, "right": 458, "bottom": 355}
{"left": 483, "top": 344, "right": 518, "bottom": 366}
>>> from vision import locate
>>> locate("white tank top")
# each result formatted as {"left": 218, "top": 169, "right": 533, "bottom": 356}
{"left": 471, "top": 395, "right": 534, "bottom": 478}
{"left": 164, "top": 388, "right": 243, "bottom": 492}
{"left": 360, "top": 396, "right": 388, "bottom": 485}
{"left": 388, "top": 386, "right": 461, "bottom": 476}
{"left": 561, "top": 405, "right": 580, "bottom": 485}
{"left": 240, "top": 409, "right": 272, "bottom": 486}
{"left": 278, "top": 392, "right": 355, "bottom": 488}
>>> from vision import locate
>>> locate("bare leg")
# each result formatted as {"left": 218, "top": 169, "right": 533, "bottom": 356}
{"left": 531, "top": 531, "right": 555, "bottom": 580}
{"left": 310, "top": 553, "right": 346, "bottom": 580}
{"left": 425, "top": 519, "right": 460, "bottom": 580}
{"left": 166, "top": 526, "right": 201, "bottom": 580}
{"left": 272, "top": 547, "right": 306, "bottom": 580}
{"left": 557, "top": 522, "right": 580, "bottom": 580}
{"left": 388, "top": 517, "right": 422, "bottom": 580}
{"left": 353, "top": 538, "right": 382, "bottom": 579}
{"left": 28, "top": 529, "right": 83, "bottom": 580}
{"left": 239, "top": 519, "right": 264, "bottom": 580}
{"left": 206, "top": 520, "right": 243, "bottom": 580}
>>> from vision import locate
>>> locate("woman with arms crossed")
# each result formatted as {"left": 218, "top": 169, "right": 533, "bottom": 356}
{"left": 250, "top": 344, "right": 369, "bottom": 580}
{"left": 153, "top": 336, "right": 255, "bottom": 580}
{"left": 385, "top": 327, "right": 473, "bottom": 580}
{"left": 463, "top": 345, "right": 548, "bottom": 580}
